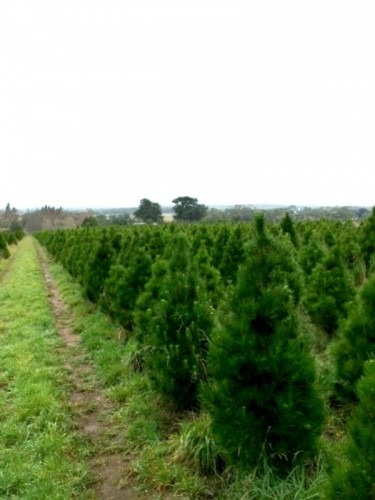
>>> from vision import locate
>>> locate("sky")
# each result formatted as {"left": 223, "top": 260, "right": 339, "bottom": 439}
{"left": 1, "top": 0, "right": 374, "bottom": 210}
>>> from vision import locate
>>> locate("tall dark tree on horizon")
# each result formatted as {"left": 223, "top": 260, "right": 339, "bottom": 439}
{"left": 172, "top": 196, "right": 208, "bottom": 222}
{"left": 134, "top": 198, "right": 163, "bottom": 224}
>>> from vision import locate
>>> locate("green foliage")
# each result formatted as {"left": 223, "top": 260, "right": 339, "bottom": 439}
{"left": 82, "top": 229, "right": 116, "bottom": 302}
{"left": 304, "top": 246, "right": 355, "bottom": 335}
{"left": 298, "top": 226, "right": 326, "bottom": 276}
{"left": 81, "top": 215, "right": 99, "bottom": 227}
{"left": 280, "top": 212, "right": 298, "bottom": 248}
{"left": 0, "top": 233, "right": 10, "bottom": 259}
{"left": 328, "top": 360, "right": 375, "bottom": 499}
{"left": 193, "top": 243, "right": 224, "bottom": 308}
{"left": 332, "top": 274, "right": 375, "bottom": 402}
{"left": 338, "top": 222, "right": 366, "bottom": 286}
{"left": 172, "top": 196, "right": 208, "bottom": 222}
{"left": 217, "top": 224, "right": 248, "bottom": 284}
{"left": 204, "top": 216, "right": 324, "bottom": 470}
{"left": 101, "top": 247, "right": 152, "bottom": 330}
{"left": 134, "top": 198, "right": 163, "bottom": 223}
{"left": 359, "top": 206, "right": 375, "bottom": 275}
{"left": 135, "top": 232, "right": 214, "bottom": 409}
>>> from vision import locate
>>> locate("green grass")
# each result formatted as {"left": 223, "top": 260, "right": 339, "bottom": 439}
{"left": 0, "top": 237, "right": 88, "bottom": 499}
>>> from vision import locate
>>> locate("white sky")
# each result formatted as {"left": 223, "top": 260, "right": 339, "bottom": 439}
{"left": 1, "top": 0, "right": 374, "bottom": 210}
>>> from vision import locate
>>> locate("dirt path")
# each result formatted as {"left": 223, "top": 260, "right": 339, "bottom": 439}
{"left": 37, "top": 246, "right": 143, "bottom": 499}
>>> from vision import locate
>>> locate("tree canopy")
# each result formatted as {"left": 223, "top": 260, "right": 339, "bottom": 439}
{"left": 172, "top": 196, "right": 208, "bottom": 222}
{"left": 134, "top": 198, "right": 163, "bottom": 223}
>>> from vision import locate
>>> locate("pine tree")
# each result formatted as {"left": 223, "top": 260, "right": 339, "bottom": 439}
{"left": 359, "top": 206, "right": 375, "bottom": 275}
{"left": 0, "top": 233, "right": 10, "bottom": 259}
{"left": 328, "top": 360, "right": 375, "bottom": 499}
{"left": 101, "top": 247, "right": 152, "bottom": 330}
{"left": 83, "top": 229, "right": 115, "bottom": 303}
{"left": 332, "top": 274, "right": 375, "bottom": 402}
{"left": 134, "top": 232, "right": 214, "bottom": 409}
{"left": 304, "top": 245, "right": 355, "bottom": 336}
{"left": 204, "top": 216, "right": 323, "bottom": 470}
{"left": 217, "top": 224, "right": 247, "bottom": 284}
{"left": 280, "top": 212, "right": 298, "bottom": 248}
{"left": 298, "top": 227, "right": 326, "bottom": 276}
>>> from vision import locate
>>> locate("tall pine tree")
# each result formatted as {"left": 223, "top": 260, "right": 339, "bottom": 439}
{"left": 204, "top": 216, "right": 324, "bottom": 470}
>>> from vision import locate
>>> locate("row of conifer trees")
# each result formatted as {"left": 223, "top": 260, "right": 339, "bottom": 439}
{"left": 35, "top": 208, "right": 375, "bottom": 494}
{"left": 0, "top": 229, "right": 24, "bottom": 259}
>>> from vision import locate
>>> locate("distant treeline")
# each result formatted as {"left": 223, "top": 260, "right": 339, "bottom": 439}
{"left": 0, "top": 201, "right": 372, "bottom": 233}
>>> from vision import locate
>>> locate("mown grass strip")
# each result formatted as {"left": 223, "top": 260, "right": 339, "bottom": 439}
{"left": 0, "top": 237, "right": 88, "bottom": 499}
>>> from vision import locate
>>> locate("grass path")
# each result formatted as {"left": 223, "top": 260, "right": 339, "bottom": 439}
{"left": 0, "top": 237, "right": 88, "bottom": 498}
{"left": 0, "top": 238, "right": 144, "bottom": 499}
{"left": 36, "top": 241, "right": 144, "bottom": 499}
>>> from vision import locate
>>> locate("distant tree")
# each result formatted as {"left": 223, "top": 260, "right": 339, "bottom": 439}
{"left": 81, "top": 216, "right": 99, "bottom": 227}
{"left": 225, "top": 205, "right": 256, "bottom": 222}
{"left": 172, "top": 196, "right": 208, "bottom": 222}
{"left": 134, "top": 198, "right": 163, "bottom": 223}
{"left": 108, "top": 214, "right": 130, "bottom": 226}
{"left": 2, "top": 203, "right": 21, "bottom": 230}
{"left": 204, "top": 208, "right": 228, "bottom": 222}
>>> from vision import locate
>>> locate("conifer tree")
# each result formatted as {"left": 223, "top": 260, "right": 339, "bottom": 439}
{"left": 298, "top": 228, "right": 326, "bottom": 276}
{"left": 134, "top": 232, "right": 214, "bottom": 409}
{"left": 0, "top": 233, "right": 10, "bottom": 259}
{"left": 83, "top": 230, "right": 115, "bottom": 302}
{"left": 338, "top": 222, "right": 366, "bottom": 286}
{"left": 217, "top": 224, "right": 247, "bottom": 284}
{"left": 193, "top": 243, "right": 223, "bottom": 309}
{"left": 304, "top": 245, "right": 355, "bottom": 336}
{"left": 280, "top": 212, "right": 298, "bottom": 248}
{"left": 204, "top": 216, "right": 323, "bottom": 470}
{"left": 101, "top": 247, "right": 152, "bottom": 330}
{"left": 359, "top": 205, "right": 375, "bottom": 275}
{"left": 328, "top": 360, "right": 375, "bottom": 499}
{"left": 332, "top": 274, "right": 375, "bottom": 402}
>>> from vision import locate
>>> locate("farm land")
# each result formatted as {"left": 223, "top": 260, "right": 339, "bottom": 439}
{"left": 0, "top": 210, "right": 374, "bottom": 498}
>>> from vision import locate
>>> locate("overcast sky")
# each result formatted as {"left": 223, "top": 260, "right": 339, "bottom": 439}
{"left": 1, "top": 1, "right": 374, "bottom": 210}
